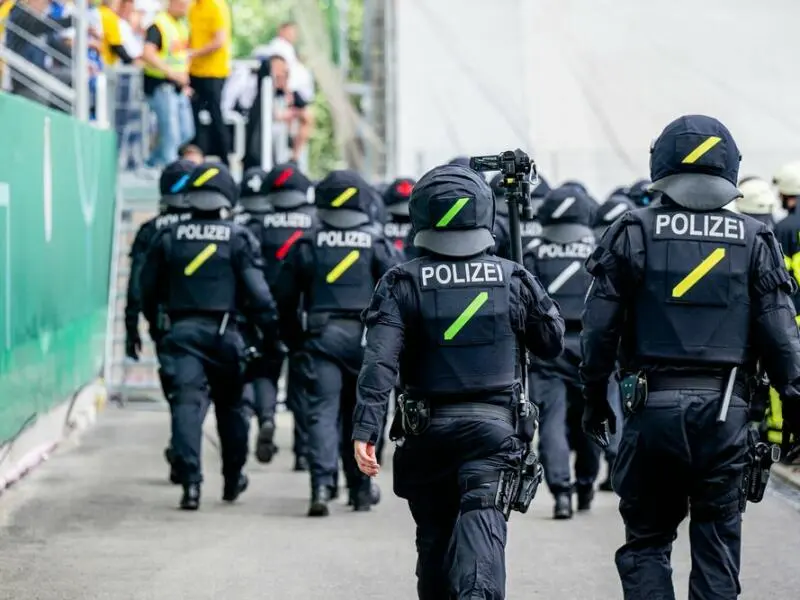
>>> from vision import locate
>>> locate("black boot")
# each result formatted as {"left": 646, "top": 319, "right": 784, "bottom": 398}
{"left": 598, "top": 477, "right": 613, "bottom": 492}
{"left": 370, "top": 481, "right": 381, "bottom": 506}
{"left": 553, "top": 492, "right": 573, "bottom": 520}
{"left": 180, "top": 483, "right": 201, "bottom": 511}
{"left": 293, "top": 455, "right": 309, "bottom": 472}
{"left": 308, "top": 485, "right": 331, "bottom": 517}
{"left": 223, "top": 474, "right": 249, "bottom": 502}
{"left": 577, "top": 484, "right": 595, "bottom": 511}
{"left": 164, "top": 447, "right": 180, "bottom": 485}
{"left": 255, "top": 421, "right": 278, "bottom": 464}
{"left": 351, "top": 481, "right": 376, "bottom": 512}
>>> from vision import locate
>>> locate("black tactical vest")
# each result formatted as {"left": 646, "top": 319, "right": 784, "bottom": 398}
{"left": 252, "top": 207, "right": 317, "bottom": 286}
{"left": 383, "top": 220, "right": 412, "bottom": 254}
{"left": 520, "top": 219, "right": 543, "bottom": 253}
{"left": 528, "top": 237, "right": 594, "bottom": 323}
{"left": 400, "top": 255, "right": 518, "bottom": 396}
{"left": 631, "top": 207, "right": 753, "bottom": 365}
{"left": 308, "top": 225, "right": 376, "bottom": 315}
{"left": 165, "top": 219, "right": 237, "bottom": 313}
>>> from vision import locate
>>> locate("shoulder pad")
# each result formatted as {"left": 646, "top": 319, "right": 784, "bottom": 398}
{"left": 585, "top": 213, "right": 640, "bottom": 276}
{"left": 754, "top": 229, "right": 797, "bottom": 295}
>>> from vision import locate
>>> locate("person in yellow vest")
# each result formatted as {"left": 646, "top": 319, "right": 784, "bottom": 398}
{"left": 0, "top": 0, "right": 16, "bottom": 81}
{"left": 188, "top": 0, "right": 232, "bottom": 166}
{"left": 140, "top": 0, "right": 194, "bottom": 167}
{"left": 98, "top": 0, "right": 135, "bottom": 66}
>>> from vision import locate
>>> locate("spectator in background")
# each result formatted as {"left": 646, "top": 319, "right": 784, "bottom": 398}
{"left": 99, "top": 0, "right": 134, "bottom": 65}
{"left": 140, "top": 0, "right": 193, "bottom": 168}
{"left": 116, "top": 0, "right": 143, "bottom": 60}
{"left": 254, "top": 21, "right": 314, "bottom": 104}
{"left": 188, "top": 0, "right": 232, "bottom": 166}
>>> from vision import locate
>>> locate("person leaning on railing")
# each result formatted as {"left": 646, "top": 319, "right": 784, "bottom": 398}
{"left": 98, "top": 0, "right": 135, "bottom": 66}
{"left": 139, "top": 0, "right": 194, "bottom": 168}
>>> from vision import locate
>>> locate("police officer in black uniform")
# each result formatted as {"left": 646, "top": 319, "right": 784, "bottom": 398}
{"left": 139, "top": 163, "right": 280, "bottom": 510}
{"left": 274, "top": 170, "right": 398, "bottom": 516}
{"left": 382, "top": 177, "right": 416, "bottom": 257}
{"left": 125, "top": 159, "right": 196, "bottom": 362}
{"left": 627, "top": 178, "right": 653, "bottom": 207}
{"left": 237, "top": 164, "right": 317, "bottom": 468}
{"left": 523, "top": 184, "right": 602, "bottom": 519}
{"left": 352, "top": 163, "right": 565, "bottom": 599}
{"left": 581, "top": 115, "right": 800, "bottom": 599}
{"left": 125, "top": 159, "right": 195, "bottom": 482}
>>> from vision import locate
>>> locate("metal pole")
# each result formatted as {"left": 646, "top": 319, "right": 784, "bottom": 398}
{"left": 260, "top": 76, "right": 274, "bottom": 171}
{"left": 73, "top": 0, "right": 89, "bottom": 121}
{"left": 94, "top": 73, "right": 109, "bottom": 129}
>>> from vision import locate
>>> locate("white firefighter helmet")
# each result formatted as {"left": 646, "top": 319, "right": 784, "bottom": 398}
{"left": 773, "top": 161, "right": 800, "bottom": 196}
{"left": 736, "top": 178, "right": 777, "bottom": 215}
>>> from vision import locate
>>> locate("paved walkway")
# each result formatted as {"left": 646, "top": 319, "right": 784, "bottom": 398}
{"left": 0, "top": 406, "right": 799, "bottom": 599}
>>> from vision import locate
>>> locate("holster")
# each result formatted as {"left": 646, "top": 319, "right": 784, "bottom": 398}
{"left": 620, "top": 371, "right": 648, "bottom": 416}
{"left": 395, "top": 394, "right": 431, "bottom": 437}
{"left": 741, "top": 425, "right": 781, "bottom": 511}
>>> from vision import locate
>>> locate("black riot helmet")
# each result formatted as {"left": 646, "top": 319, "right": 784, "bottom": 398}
{"left": 383, "top": 177, "right": 416, "bottom": 218}
{"left": 537, "top": 184, "right": 595, "bottom": 243}
{"left": 263, "top": 163, "right": 312, "bottom": 210}
{"left": 410, "top": 164, "right": 495, "bottom": 258}
{"left": 592, "top": 194, "right": 635, "bottom": 238}
{"left": 184, "top": 162, "right": 238, "bottom": 211}
{"left": 490, "top": 172, "right": 509, "bottom": 216}
{"left": 315, "top": 170, "right": 373, "bottom": 228}
{"left": 239, "top": 167, "right": 270, "bottom": 212}
{"left": 448, "top": 155, "right": 473, "bottom": 169}
{"left": 649, "top": 114, "right": 742, "bottom": 210}
{"left": 158, "top": 159, "right": 196, "bottom": 210}
{"left": 627, "top": 179, "right": 653, "bottom": 207}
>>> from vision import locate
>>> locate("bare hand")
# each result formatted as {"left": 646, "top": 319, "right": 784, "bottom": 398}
{"left": 354, "top": 441, "right": 379, "bottom": 477}
{"left": 182, "top": 86, "right": 194, "bottom": 98}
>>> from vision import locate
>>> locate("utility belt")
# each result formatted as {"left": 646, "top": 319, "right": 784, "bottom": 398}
{"left": 391, "top": 395, "right": 543, "bottom": 520}
{"left": 301, "top": 310, "right": 362, "bottom": 335}
{"left": 619, "top": 370, "right": 748, "bottom": 421}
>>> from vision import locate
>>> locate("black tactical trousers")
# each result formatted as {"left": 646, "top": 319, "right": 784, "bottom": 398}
{"left": 305, "top": 353, "right": 366, "bottom": 494}
{"left": 287, "top": 352, "right": 311, "bottom": 460}
{"left": 246, "top": 355, "right": 283, "bottom": 427}
{"left": 613, "top": 389, "right": 749, "bottom": 600}
{"left": 158, "top": 318, "right": 249, "bottom": 485}
{"left": 604, "top": 381, "right": 624, "bottom": 465}
{"left": 394, "top": 411, "right": 525, "bottom": 600}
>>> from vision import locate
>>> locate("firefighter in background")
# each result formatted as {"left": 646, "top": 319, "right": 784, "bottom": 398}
{"left": 736, "top": 176, "right": 778, "bottom": 229}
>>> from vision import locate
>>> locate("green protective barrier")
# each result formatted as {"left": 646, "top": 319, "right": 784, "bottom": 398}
{"left": 0, "top": 93, "right": 116, "bottom": 443}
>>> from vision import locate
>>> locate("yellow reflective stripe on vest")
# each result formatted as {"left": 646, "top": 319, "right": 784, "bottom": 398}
{"left": 143, "top": 12, "right": 189, "bottom": 79}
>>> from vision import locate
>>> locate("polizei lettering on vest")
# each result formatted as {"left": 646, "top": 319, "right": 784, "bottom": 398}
{"left": 176, "top": 223, "right": 232, "bottom": 241}
{"left": 536, "top": 242, "right": 594, "bottom": 260}
{"left": 420, "top": 261, "right": 504, "bottom": 288}
{"left": 316, "top": 230, "right": 372, "bottom": 248}
{"left": 654, "top": 212, "right": 745, "bottom": 242}
{"left": 264, "top": 212, "right": 313, "bottom": 229}
{"left": 384, "top": 222, "right": 411, "bottom": 239}
{"left": 156, "top": 212, "right": 191, "bottom": 229}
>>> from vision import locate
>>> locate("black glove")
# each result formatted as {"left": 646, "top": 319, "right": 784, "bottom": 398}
{"left": 582, "top": 389, "right": 617, "bottom": 449}
{"left": 125, "top": 331, "right": 142, "bottom": 361}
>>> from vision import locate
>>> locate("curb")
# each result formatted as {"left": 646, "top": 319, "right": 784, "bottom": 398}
{"left": 0, "top": 379, "right": 106, "bottom": 495}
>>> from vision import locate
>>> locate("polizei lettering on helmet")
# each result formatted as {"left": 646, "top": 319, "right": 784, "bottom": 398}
{"left": 420, "top": 261, "right": 504, "bottom": 288}
{"left": 535, "top": 241, "right": 594, "bottom": 260}
{"left": 176, "top": 223, "right": 232, "bottom": 241}
{"left": 654, "top": 212, "right": 745, "bottom": 245}
{"left": 264, "top": 212, "right": 314, "bottom": 229}
{"left": 316, "top": 230, "right": 372, "bottom": 248}
{"left": 384, "top": 221, "right": 411, "bottom": 239}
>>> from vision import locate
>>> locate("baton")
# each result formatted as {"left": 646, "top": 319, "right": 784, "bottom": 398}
{"left": 717, "top": 366, "right": 738, "bottom": 423}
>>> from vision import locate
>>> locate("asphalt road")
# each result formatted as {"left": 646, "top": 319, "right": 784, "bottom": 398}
{"left": 0, "top": 406, "right": 799, "bottom": 599}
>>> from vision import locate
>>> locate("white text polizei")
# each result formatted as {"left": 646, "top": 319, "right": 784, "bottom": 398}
{"left": 155, "top": 212, "right": 191, "bottom": 230}
{"left": 316, "top": 230, "right": 372, "bottom": 248}
{"left": 655, "top": 213, "right": 744, "bottom": 241}
{"left": 176, "top": 223, "right": 231, "bottom": 241}
{"left": 535, "top": 242, "right": 594, "bottom": 260}
{"left": 421, "top": 261, "right": 504, "bottom": 288}
{"left": 264, "top": 212, "right": 314, "bottom": 229}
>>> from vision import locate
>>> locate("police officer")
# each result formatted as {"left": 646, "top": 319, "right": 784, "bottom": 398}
{"left": 736, "top": 176, "right": 777, "bottom": 229}
{"left": 627, "top": 178, "right": 653, "bottom": 207}
{"left": 352, "top": 163, "right": 564, "bottom": 599}
{"left": 382, "top": 177, "right": 416, "bottom": 256}
{"left": 773, "top": 162, "right": 800, "bottom": 305}
{"left": 523, "top": 184, "right": 602, "bottom": 518}
{"left": 124, "top": 159, "right": 195, "bottom": 483}
{"left": 139, "top": 163, "right": 280, "bottom": 510}
{"left": 237, "top": 164, "right": 317, "bottom": 468}
{"left": 274, "top": 170, "right": 397, "bottom": 516}
{"left": 581, "top": 115, "right": 800, "bottom": 599}
{"left": 234, "top": 166, "right": 271, "bottom": 225}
